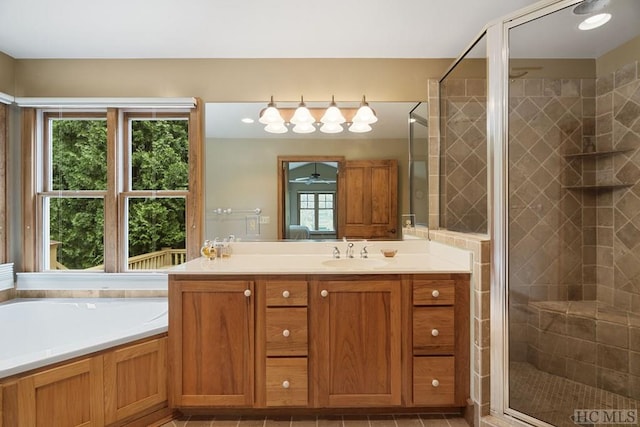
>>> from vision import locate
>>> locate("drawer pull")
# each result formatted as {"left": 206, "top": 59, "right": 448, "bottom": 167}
{"left": 282, "top": 380, "right": 290, "bottom": 389}
{"left": 432, "top": 289, "right": 440, "bottom": 298}
{"left": 282, "top": 290, "right": 290, "bottom": 298}
{"left": 321, "top": 289, "right": 329, "bottom": 298}
{"left": 432, "top": 379, "right": 440, "bottom": 388}
{"left": 431, "top": 329, "right": 439, "bottom": 337}
{"left": 244, "top": 289, "right": 252, "bottom": 297}
{"left": 282, "top": 329, "right": 290, "bottom": 337}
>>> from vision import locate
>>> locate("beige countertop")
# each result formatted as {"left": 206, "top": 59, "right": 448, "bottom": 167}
{"left": 170, "top": 240, "right": 472, "bottom": 275}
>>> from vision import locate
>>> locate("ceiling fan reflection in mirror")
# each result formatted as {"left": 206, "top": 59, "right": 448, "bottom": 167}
{"left": 289, "top": 162, "right": 337, "bottom": 185}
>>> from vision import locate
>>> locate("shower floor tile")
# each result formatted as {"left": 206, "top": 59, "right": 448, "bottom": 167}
{"left": 510, "top": 361, "right": 639, "bottom": 427}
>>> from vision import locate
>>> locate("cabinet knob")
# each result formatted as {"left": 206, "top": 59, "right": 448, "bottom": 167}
{"left": 244, "top": 289, "right": 252, "bottom": 297}
{"left": 282, "top": 329, "right": 290, "bottom": 337}
{"left": 432, "top": 290, "right": 440, "bottom": 298}
{"left": 282, "top": 380, "right": 290, "bottom": 389}
{"left": 321, "top": 289, "right": 329, "bottom": 298}
{"left": 432, "top": 379, "right": 440, "bottom": 388}
{"left": 431, "top": 329, "right": 439, "bottom": 337}
{"left": 282, "top": 290, "right": 290, "bottom": 298}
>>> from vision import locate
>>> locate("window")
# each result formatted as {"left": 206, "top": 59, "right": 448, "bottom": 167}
{"left": 298, "top": 192, "right": 335, "bottom": 232}
{"left": 24, "top": 103, "right": 202, "bottom": 272}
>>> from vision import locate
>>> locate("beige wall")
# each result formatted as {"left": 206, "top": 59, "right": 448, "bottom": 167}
{"left": 13, "top": 58, "right": 452, "bottom": 101}
{"left": 597, "top": 34, "right": 640, "bottom": 77}
{"left": 0, "top": 52, "right": 15, "bottom": 95}
{"left": 206, "top": 137, "right": 408, "bottom": 241}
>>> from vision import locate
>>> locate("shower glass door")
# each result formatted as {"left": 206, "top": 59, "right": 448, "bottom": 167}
{"left": 506, "top": 1, "right": 640, "bottom": 426}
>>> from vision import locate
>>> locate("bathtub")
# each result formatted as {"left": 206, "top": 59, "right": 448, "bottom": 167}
{"left": 0, "top": 298, "right": 168, "bottom": 379}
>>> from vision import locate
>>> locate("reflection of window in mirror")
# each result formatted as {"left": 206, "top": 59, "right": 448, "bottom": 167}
{"left": 277, "top": 156, "right": 344, "bottom": 240}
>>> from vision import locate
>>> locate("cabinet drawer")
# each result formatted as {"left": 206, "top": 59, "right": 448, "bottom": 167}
{"left": 265, "top": 358, "right": 308, "bottom": 407}
{"left": 413, "top": 306, "right": 455, "bottom": 354}
{"left": 266, "top": 281, "right": 308, "bottom": 306}
{"left": 413, "top": 280, "right": 455, "bottom": 305}
{"left": 413, "top": 356, "right": 455, "bottom": 406}
{"left": 266, "top": 308, "right": 308, "bottom": 356}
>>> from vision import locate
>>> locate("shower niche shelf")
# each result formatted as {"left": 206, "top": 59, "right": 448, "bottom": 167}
{"left": 562, "top": 148, "right": 633, "bottom": 159}
{"left": 562, "top": 183, "right": 633, "bottom": 191}
{"left": 562, "top": 148, "right": 635, "bottom": 191}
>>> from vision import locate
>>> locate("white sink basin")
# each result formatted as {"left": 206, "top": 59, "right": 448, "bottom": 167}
{"left": 321, "top": 258, "right": 388, "bottom": 269}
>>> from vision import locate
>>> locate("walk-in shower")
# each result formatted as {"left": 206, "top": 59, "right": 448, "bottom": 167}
{"left": 440, "top": 0, "right": 640, "bottom": 426}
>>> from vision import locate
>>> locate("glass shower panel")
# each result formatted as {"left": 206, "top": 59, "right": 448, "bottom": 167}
{"left": 507, "top": 2, "right": 640, "bottom": 426}
{"left": 439, "top": 35, "right": 488, "bottom": 233}
{"left": 409, "top": 102, "right": 429, "bottom": 226}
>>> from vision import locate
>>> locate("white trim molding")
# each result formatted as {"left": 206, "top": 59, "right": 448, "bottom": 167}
{"left": 0, "top": 91, "right": 14, "bottom": 105}
{"left": 14, "top": 97, "right": 196, "bottom": 109}
{"left": 16, "top": 272, "right": 168, "bottom": 291}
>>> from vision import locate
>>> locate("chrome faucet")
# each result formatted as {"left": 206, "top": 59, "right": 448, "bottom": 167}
{"left": 360, "top": 244, "right": 372, "bottom": 258}
{"left": 332, "top": 246, "right": 341, "bottom": 259}
{"left": 346, "top": 242, "right": 355, "bottom": 258}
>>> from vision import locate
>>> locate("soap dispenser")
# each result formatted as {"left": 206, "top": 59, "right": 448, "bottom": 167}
{"left": 200, "top": 239, "right": 215, "bottom": 260}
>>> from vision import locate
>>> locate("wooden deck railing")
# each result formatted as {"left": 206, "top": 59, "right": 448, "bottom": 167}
{"left": 50, "top": 242, "right": 186, "bottom": 270}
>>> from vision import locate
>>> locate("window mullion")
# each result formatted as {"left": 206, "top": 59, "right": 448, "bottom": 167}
{"left": 104, "top": 108, "right": 119, "bottom": 272}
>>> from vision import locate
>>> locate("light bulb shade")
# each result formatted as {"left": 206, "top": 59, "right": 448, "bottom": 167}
{"left": 259, "top": 106, "right": 284, "bottom": 124}
{"left": 291, "top": 105, "right": 314, "bottom": 124}
{"left": 349, "top": 122, "right": 372, "bottom": 133}
{"left": 352, "top": 105, "right": 378, "bottom": 124}
{"left": 578, "top": 12, "right": 611, "bottom": 30}
{"left": 320, "top": 122, "right": 344, "bottom": 134}
{"left": 264, "top": 122, "right": 288, "bottom": 134}
{"left": 320, "top": 105, "right": 346, "bottom": 124}
{"left": 292, "top": 122, "right": 316, "bottom": 134}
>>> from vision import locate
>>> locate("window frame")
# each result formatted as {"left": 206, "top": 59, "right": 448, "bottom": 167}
{"left": 22, "top": 101, "right": 203, "bottom": 273}
{"left": 297, "top": 190, "right": 336, "bottom": 232}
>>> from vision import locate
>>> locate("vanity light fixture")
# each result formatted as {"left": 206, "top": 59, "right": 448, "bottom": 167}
{"left": 258, "top": 96, "right": 286, "bottom": 125}
{"left": 259, "top": 95, "right": 377, "bottom": 134}
{"left": 578, "top": 12, "right": 611, "bottom": 30}
{"left": 290, "top": 96, "right": 315, "bottom": 125}
{"left": 352, "top": 95, "right": 378, "bottom": 125}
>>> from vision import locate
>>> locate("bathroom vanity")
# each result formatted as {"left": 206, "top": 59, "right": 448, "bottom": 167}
{"left": 167, "top": 241, "right": 471, "bottom": 412}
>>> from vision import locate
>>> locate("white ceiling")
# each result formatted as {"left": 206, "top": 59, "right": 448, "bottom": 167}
{"left": 0, "top": 0, "right": 540, "bottom": 59}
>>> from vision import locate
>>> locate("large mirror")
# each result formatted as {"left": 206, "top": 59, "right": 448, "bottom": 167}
{"left": 205, "top": 101, "right": 422, "bottom": 241}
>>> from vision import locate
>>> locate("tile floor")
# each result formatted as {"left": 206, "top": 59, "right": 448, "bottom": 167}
{"left": 510, "top": 361, "right": 639, "bottom": 427}
{"left": 160, "top": 414, "right": 469, "bottom": 427}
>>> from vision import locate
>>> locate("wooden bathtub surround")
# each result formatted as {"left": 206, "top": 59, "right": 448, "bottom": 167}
{"left": 1, "top": 334, "right": 172, "bottom": 427}
{"left": 168, "top": 272, "right": 470, "bottom": 413}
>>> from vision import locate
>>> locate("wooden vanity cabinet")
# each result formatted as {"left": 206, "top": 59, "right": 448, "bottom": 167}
{"left": 169, "top": 276, "right": 255, "bottom": 407}
{"left": 169, "top": 272, "right": 470, "bottom": 411}
{"left": 310, "top": 276, "right": 403, "bottom": 407}
{"left": 411, "top": 277, "right": 469, "bottom": 407}
{"left": 256, "top": 278, "right": 309, "bottom": 408}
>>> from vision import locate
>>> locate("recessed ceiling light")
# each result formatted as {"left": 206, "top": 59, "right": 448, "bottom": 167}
{"left": 578, "top": 13, "right": 612, "bottom": 30}
{"left": 241, "top": 117, "right": 254, "bottom": 124}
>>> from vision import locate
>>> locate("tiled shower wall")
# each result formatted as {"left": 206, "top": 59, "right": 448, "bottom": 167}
{"left": 439, "top": 79, "right": 488, "bottom": 234}
{"left": 595, "top": 60, "right": 640, "bottom": 311}
{"left": 510, "top": 59, "right": 640, "bottom": 397}
{"left": 508, "top": 76, "right": 595, "bottom": 362}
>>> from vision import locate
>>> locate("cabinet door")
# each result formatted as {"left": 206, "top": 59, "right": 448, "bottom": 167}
{"left": 103, "top": 337, "right": 167, "bottom": 424}
{"left": 311, "top": 279, "right": 401, "bottom": 407}
{"left": 338, "top": 159, "right": 398, "bottom": 239}
{"left": 17, "top": 357, "right": 104, "bottom": 427}
{"left": 169, "top": 279, "right": 254, "bottom": 407}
